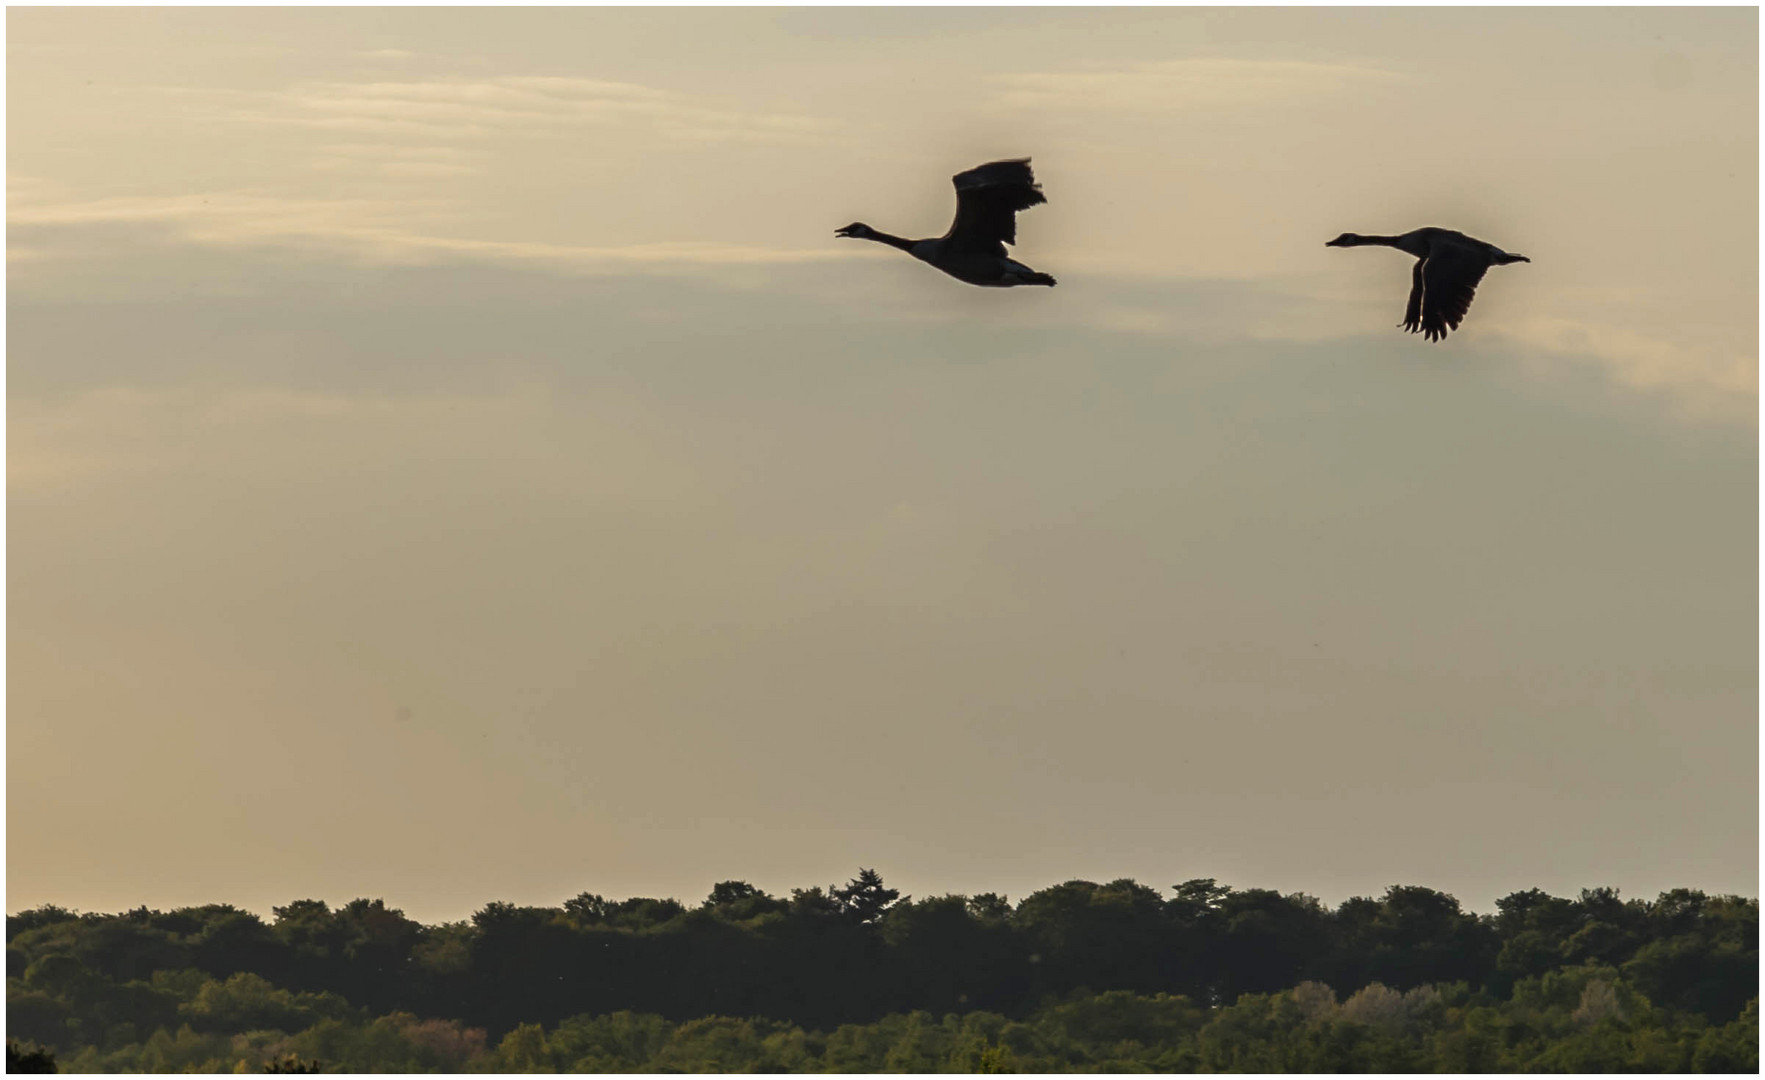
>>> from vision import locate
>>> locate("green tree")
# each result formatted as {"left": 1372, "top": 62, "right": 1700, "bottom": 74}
{"left": 496, "top": 1021, "right": 553, "bottom": 1072}
{"left": 543, "top": 1011, "right": 673, "bottom": 1071}
{"left": 1692, "top": 998, "right": 1760, "bottom": 1072}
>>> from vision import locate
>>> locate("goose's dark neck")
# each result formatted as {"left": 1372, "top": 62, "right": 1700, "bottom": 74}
{"left": 1355, "top": 234, "right": 1407, "bottom": 247}
{"left": 863, "top": 229, "right": 917, "bottom": 253}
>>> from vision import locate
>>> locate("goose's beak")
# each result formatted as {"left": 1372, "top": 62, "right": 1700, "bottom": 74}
{"left": 834, "top": 226, "right": 857, "bottom": 238}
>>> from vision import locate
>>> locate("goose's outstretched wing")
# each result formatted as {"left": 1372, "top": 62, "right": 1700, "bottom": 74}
{"left": 944, "top": 158, "right": 1046, "bottom": 256}
{"left": 1415, "top": 245, "right": 1491, "bottom": 342}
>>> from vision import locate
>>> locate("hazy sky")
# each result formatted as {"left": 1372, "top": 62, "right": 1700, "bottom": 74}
{"left": 8, "top": 7, "right": 1757, "bottom": 924}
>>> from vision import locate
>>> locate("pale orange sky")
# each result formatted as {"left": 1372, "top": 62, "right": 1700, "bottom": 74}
{"left": 7, "top": 7, "right": 1757, "bottom": 922}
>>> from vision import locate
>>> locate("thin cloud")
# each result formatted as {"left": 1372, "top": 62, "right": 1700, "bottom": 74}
{"left": 308, "top": 155, "right": 480, "bottom": 179}
{"left": 313, "top": 142, "right": 476, "bottom": 161}
{"left": 991, "top": 58, "right": 1405, "bottom": 113}
{"left": 8, "top": 190, "right": 857, "bottom": 273}
{"left": 1495, "top": 318, "right": 1758, "bottom": 424}
{"left": 13, "top": 191, "right": 1748, "bottom": 423}
{"left": 182, "top": 73, "right": 836, "bottom": 146}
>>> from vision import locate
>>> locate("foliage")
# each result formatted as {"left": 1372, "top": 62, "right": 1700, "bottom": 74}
{"left": 6, "top": 1037, "right": 58, "bottom": 1073}
{"left": 261, "top": 1051, "right": 324, "bottom": 1073}
{"left": 6, "top": 873, "right": 1756, "bottom": 1072}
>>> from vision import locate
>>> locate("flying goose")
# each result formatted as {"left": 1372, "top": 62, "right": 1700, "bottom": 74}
{"left": 836, "top": 158, "right": 1056, "bottom": 287}
{"left": 1326, "top": 227, "right": 1529, "bottom": 341}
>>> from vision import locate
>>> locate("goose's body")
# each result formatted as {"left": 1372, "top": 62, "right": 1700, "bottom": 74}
{"left": 1326, "top": 227, "right": 1529, "bottom": 341}
{"left": 837, "top": 159, "right": 1056, "bottom": 287}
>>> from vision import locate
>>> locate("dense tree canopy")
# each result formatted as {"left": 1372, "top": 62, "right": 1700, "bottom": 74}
{"left": 7, "top": 872, "right": 1756, "bottom": 1072}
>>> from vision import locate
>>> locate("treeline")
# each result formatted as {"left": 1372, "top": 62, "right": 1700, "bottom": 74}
{"left": 7, "top": 873, "right": 1757, "bottom": 1071}
{"left": 16, "top": 976, "right": 1764, "bottom": 1073}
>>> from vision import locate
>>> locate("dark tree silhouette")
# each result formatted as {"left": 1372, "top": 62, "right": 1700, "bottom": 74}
{"left": 706, "top": 881, "right": 762, "bottom": 907}
{"left": 6, "top": 1038, "right": 58, "bottom": 1073}
{"left": 261, "top": 1052, "right": 323, "bottom": 1073}
{"left": 832, "top": 868, "right": 905, "bottom": 924}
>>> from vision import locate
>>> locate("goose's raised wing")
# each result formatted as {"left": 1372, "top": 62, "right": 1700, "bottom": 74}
{"left": 944, "top": 158, "right": 1046, "bottom": 256}
{"left": 1416, "top": 245, "right": 1491, "bottom": 341}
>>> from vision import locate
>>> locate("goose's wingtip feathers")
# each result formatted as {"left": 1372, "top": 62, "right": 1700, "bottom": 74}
{"left": 953, "top": 158, "right": 1044, "bottom": 198}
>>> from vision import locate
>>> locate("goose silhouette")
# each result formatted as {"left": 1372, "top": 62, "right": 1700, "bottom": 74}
{"left": 836, "top": 159, "right": 1056, "bottom": 287}
{"left": 1327, "top": 227, "right": 1529, "bottom": 341}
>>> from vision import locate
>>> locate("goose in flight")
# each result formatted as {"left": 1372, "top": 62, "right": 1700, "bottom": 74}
{"left": 836, "top": 158, "right": 1056, "bottom": 287}
{"left": 1326, "top": 227, "right": 1529, "bottom": 341}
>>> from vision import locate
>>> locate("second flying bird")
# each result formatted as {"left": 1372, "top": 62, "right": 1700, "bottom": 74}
{"left": 836, "top": 158, "right": 1057, "bottom": 288}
